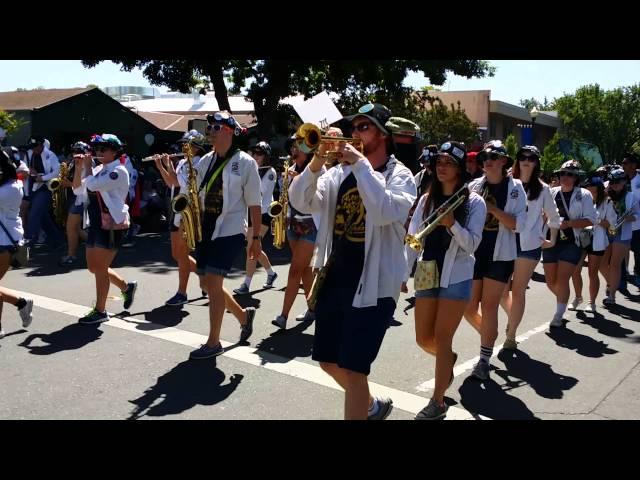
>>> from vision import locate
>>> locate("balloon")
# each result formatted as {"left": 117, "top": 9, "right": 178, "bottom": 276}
{"left": 144, "top": 134, "right": 155, "bottom": 146}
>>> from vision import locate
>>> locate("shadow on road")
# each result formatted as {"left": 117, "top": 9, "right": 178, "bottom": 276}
{"left": 576, "top": 311, "right": 635, "bottom": 339}
{"left": 458, "top": 374, "right": 540, "bottom": 420}
{"left": 128, "top": 360, "right": 243, "bottom": 419}
{"left": 253, "top": 319, "right": 315, "bottom": 365}
{"left": 545, "top": 326, "right": 618, "bottom": 358}
{"left": 116, "top": 305, "right": 190, "bottom": 330}
{"left": 19, "top": 324, "right": 103, "bottom": 355}
{"left": 496, "top": 349, "right": 578, "bottom": 400}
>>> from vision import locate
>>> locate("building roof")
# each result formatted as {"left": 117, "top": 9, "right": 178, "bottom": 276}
{"left": 122, "top": 95, "right": 255, "bottom": 114}
{"left": 0, "top": 87, "right": 92, "bottom": 110}
{"left": 136, "top": 111, "right": 196, "bottom": 132}
{"left": 490, "top": 100, "right": 562, "bottom": 128}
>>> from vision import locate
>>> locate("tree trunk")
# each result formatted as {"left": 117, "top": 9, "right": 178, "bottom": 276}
{"left": 202, "top": 60, "right": 231, "bottom": 112}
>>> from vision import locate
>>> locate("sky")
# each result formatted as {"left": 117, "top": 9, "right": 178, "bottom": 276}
{"left": 1, "top": 60, "right": 640, "bottom": 106}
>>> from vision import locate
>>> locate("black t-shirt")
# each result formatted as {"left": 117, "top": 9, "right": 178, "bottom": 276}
{"left": 87, "top": 191, "right": 101, "bottom": 229}
{"left": 29, "top": 152, "right": 44, "bottom": 194}
{"left": 555, "top": 190, "right": 576, "bottom": 244}
{"left": 326, "top": 172, "right": 366, "bottom": 290}
{"left": 476, "top": 177, "right": 509, "bottom": 259}
{"left": 201, "top": 154, "right": 228, "bottom": 240}
{"left": 421, "top": 195, "right": 453, "bottom": 275}
{"left": 288, "top": 162, "right": 308, "bottom": 219}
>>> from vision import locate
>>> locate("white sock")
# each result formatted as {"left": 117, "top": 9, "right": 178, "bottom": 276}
{"left": 368, "top": 397, "right": 380, "bottom": 415}
{"left": 244, "top": 276, "right": 253, "bottom": 287}
{"left": 266, "top": 267, "right": 275, "bottom": 276}
{"left": 556, "top": 303, "right": 567, "bottom": 317}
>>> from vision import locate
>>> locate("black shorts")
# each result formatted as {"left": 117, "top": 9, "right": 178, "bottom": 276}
{"left": 248, "top": 213, "right": 271, "bottom": 228}
{"left": 313, "top": 285, "right": 395, "bottom": 376}
{"left": 195, "top": 233, "right": 245, "bottom": 277}
{"left": 473, "top": 256, "right": 514, "bottom": 283}
{"left": 86, "top": 228, "right": 127, "bottom": 251}
{"left": 584, "top": 243, "right": 604, "bottom": 257}
{"left": 542, "top": 242, "right": 582, "bottom": 265}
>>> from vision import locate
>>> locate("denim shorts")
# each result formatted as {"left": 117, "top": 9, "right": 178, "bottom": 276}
{"left": 287, "top": 218, "right": 317, "bottom": 244}
{"left": 415, "top": 278, "right": 472, "bottom": 301}
{"left": 195, "top": 233, "right": 245, "bottom": 277}
{"left": 313, "top": 285, "right": 394, "bottom": 376}
{"left": 86, "top": 228, "right": 127, "bottom": 251}
{"left": 68, "top": 203, "right": 84, "bottom": 215}
{"left": 517, "top": 246, "right": 542, "bottom": 261}
{"left": 542, "top": 242, "right": 582, "bottom": 265}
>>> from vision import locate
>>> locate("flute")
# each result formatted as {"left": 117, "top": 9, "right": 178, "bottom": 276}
{"left": 142, "top": 153, "right": 186, "bottom": 162}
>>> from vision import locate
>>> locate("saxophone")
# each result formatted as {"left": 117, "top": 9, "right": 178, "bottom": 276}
{"left": 48, "top": 162, "right": 69, "bottom": 227}
{"left": 171, "top": 141, "right": 203, "bottom": 250}
{"left": 268, "top": 155, "right": 291, "bottom": 249}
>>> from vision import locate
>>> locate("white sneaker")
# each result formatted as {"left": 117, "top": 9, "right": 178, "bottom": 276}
{"left": 0, "top": 329, "right": 5, "bottom": 339}
{"left": 583, "top": 303, "right": 596, "bottom": 313}
{"left": 295, "top": 310, "right": 316, "bottom": 322}
{"left": 568, "top": 297, "right": 583, "bottom": 311}
{"left": 19, "top": 299, "right": 34, "bottom": 328}
{"left": 550, "top": 313, "right": 564, "bottom": 328}
{"left": 271, "top": 315, "right": 287, "bottom": 329}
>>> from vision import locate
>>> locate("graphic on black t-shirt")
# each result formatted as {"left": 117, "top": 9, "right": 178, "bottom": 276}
{"left": 421, "top": 195, "right": 453, "bottom": 275}
{"left": 201, "top": 155, "right": 226, "bottom": 239}
{"left": 555, "top": 189, "right": 576, "bottom": 244}
{"left": 483, "top": 178, "right": 508, "bottom": 231}
{"left": 334, "top": 173, "right": 366, "bottom": 243}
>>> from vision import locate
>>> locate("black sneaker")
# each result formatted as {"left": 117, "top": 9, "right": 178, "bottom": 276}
{"left": 368, "top": 397, "right": 394, "bottom": 420}
{"left": 263, "top": 272, "right": 278, "bottom": 288}
{"left": 189, "top": 343, "right": 224, "bottom": 360}
{"left": 122, "top": 281, "right": 138, "bottom": 310}
{"left": 79, "top": 309, "right": 109, "bottom": 325}
{"left": 239, "top": 307, "right": 256, "bottom": 343}
{"left": 415, "top": 398, "right": 448, "bottom": 420}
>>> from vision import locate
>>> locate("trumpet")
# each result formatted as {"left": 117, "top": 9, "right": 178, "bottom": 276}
{"left": 142, "top": 153, "right": 186, "bottom": 162}
{"left": 405, "top": 183, "right": 469, "bottom": 251}
{"left": 608, "top": 208, "right": 634, "bottom": 236}
{"left": 295, "top": 123, "right": 363, "bottom": 162}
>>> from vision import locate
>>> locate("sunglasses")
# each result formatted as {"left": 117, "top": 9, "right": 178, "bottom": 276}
{"left": 352, "top": 122, "right": 372, "bottom": 132}
{"left": 206, "top": 124, "right": 227, "bottom": 133}
{"left": 517, "top": 155, "right": 538, "bottom": 162}
{"left": 558, "top": 171, "right": 578, "bottom": 178}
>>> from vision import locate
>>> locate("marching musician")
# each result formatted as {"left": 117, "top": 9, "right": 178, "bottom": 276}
{"left": 59, "top": 141, "right": 91, "bottom": 267}
{"left": 187, "top": 112, "right": 260, "bottom": 360}
{"left": 233, "top": 141, "right": 278, "bottom": 295}
{"left": 543, "top": 160, "right": 596, "bottom": 327}
{"left": 289, "top": 103, "right": 416, "bottom": 420}
{"left": 600, "top": 167, "right": 637, "bottom": 306}
{"left": 464, "top": 140, "right": 527, "bottom": 381}
{"left": 0, "top": 149, "right": 34, "bottom": 339}
{"left": 153, "top": 130, "right": 208, "bottom": 306}
{"left": 271, "top": 135, "right": 319, "bottom": 329}
{"left": 405, "top": 141, "right": 486, "bottom": 419}
{"left": 500, "top": 145, "right": 560, "bottom": 350}
{"left": 22, "top": 135, "right": 65, "bottom": 250}
{"left": 72, "top": 134, "right": 138, "bottom": 325}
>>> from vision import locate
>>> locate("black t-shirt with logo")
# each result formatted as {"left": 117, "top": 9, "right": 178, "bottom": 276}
{"left": 421, "top": 195, "right": 453, "bottom": 275}
{"left": 29, "top": 152, "right": 45, "bottom": 194}
{"left": 554, "top": 190, "right": 576, "bottom": 244}
{"left": 326, "top": 172, "right": 367, "bottom": 291}
{"left": 476, "top": 177, "right": 509, "bottom": 260}
{"left": 201, "top": 154, "right": 228, "bottom": 240}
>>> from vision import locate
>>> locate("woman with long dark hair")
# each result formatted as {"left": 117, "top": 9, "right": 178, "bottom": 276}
{"left": 72, "top": 134, "right": 137, "bottom": 324}
{"left": 569, "top": 175, "right": 615, "bottom": 312}
{"left": 272, "top": 136, "right": 320, "bottom": 329}
{"left": 464, "top": 140, "right": 527, "bottom": 381}
{"left": 500, "top": 146, "right": 560, "bottom": 350}
{"left": 0, "top": 150, "right": 34, "bottom": 338}
{"left": 406, "top": 141, "right": 485, "bottom": 419}
{"left": 543, "top": 160, "right": 596, "bottom": 327}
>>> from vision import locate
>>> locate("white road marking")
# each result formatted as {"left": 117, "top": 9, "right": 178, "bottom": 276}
{"left": 10, "top": 290, "right": 482, "bottom": 420}
{"left": 415, "top": 323, "right": 551, "bottom": 393}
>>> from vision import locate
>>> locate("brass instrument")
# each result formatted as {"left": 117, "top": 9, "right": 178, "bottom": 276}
{"left": 48, "top": 162, "right": 70, "bottom": 227}
{"left": 269, "top": 155, "right": 291, "bottom": 249}
{"left": 405, "top": 183, "right": 469, "bottom": 251}
{"left": 170, "top": 141, "right": 202, "bottom": 250}
{"left": 295, "top": 123, "right": 363, "bottom": 163}
{"left": 608, "top": 207, "right": 633, "bottom": 236}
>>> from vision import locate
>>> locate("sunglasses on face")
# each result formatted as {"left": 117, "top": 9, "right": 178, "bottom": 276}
{"left": 352, "top": 122, "right": 372, "bottom": 132}
{"left": 206, "top": 124, "right": 226, "bottom": 133}
{"left": 559, "top": 172, "right": 577, "bottom": 178}
{"left": 518, "top": 155, "right": 538, "bottom": 162}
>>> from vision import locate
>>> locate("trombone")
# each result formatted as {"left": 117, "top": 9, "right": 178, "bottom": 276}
{"left": 295, "top": 123, "right": 363, "bottom": 162}
{"left": 405, "top": 183, "right": 469, "bottom": 251}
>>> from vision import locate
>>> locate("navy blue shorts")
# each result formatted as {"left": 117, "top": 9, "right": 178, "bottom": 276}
{"left": 517, "top": 243, "right": 542, "bottom": 261}
{"left": 68, "top": 203, "right": 83, "bottom": 215}
{"left": 473, "top": 256, "right": 514, "bottom": 283}
{"left": 415, "top": 279, "right": 472, "bottom": 301}
{"left": 542, "top": 242, "right": 582, "bottom": 265}
{"left": 584, "top": 242, "right": 604, "bottom": 257}
{"left": 195, "top": 233, "right": 245, "bottom": 277}
{"left": 608, "top": 231, "right": 632, "bottom": 246}
{"left": 313, "top": 285, "right": 395, "bottom": 376}
{"left": 86, "top": 228, "right": 127, "bottom": 251}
